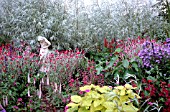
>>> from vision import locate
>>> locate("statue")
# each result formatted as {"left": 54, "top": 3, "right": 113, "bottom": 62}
{"left": 38, "top": 36, "right": 51, "bottom": 73}
{"left": 35, "top": 36, "right": 61, "bottom": 98}
{"left": 37, "top": 36, "right": 51, "bottom": 98}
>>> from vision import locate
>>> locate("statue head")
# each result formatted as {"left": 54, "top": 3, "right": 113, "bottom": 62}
{"left": 37, "top": 36, "right": 51, "bottom": 48}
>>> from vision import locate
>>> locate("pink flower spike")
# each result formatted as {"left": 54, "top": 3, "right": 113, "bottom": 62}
{"left": 148, "top": 102, "right": 153, "bottom": 105}
{"left": 85, "top": 89, "right": 90, "bottom": 93}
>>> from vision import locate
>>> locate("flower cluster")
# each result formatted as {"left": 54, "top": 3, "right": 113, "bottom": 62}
{"left": 138, "top": 38, "right": 170, "bottom": 68}
{"left": 65, "top": 60, "right": 105, "bottom": 99}
{"left": 116, "top": 36, "right": 149, "bottom": 58}
{"left": 140, "top": 78, "right": 170, "bottom": 112}
{"left": 0, "top": 42, "right": 85, "bottom": 111}
{"left": 164, "top": 38, "right": 170, "bottom": 58}
{"left": 103, "top": 36, "right": 147, "bottom": 59}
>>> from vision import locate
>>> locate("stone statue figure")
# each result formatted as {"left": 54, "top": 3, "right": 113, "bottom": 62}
{"left": 38, "top": 36, "right": 51, "bottom": 73}
{"left": 36, "top": 36, "right": 61, "bottom": 99}
{"left": 37, "top": 36, "right": 51, "bottom": 98}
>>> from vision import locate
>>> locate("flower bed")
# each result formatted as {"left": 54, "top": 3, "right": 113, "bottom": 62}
{"left": 0, "top": 37, "right": 170, "bottom": 112}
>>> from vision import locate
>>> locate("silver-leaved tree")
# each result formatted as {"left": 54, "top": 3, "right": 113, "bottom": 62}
{"left": 0, "top": 0, "right": 169, "bottom": 50}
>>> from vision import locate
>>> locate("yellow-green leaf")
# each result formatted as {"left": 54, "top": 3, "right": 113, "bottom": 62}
{"left": 120, "top": 96, "right": 129, "bottom": 103}
{"left": 105, "top": 110, "right": 114, "bottom": 112}
{"left": 67, "top": 106, "right": 78, "bottom": 112}
{"left": 120, "top": 88, "right": 126, "bottom": 96}
{"left": 80, "top": 84, "right": 95, "bottom": 91}
{"left": 80, "top": 85, "right": 91, "bottom": 91}
{"left": 134, "top": 93, "right": 141, "bottom": 99}
{"left": 90, "top": 102, "right": 95, "bottom": 112}
{"left": 82, "top": 99, "right": 93, "bottom": 107}
{"left": 67, "top": 102, "right": 79, "bottom": 107}
{"left": 97, "top": 86, "right": 111, "bottom": 93}
{"left": 93, "top": 99, "right": 104, "bottom": 107}
{"left": 71, "top": 95, "right": 82, "bottom": 103}
{"left": 125, "top": 84, "right": 133, "bottom": 89}
{"left": 103, "top": 102, "right": 116, "bottom": 110}
{"left": 125, "top": 84, "right": 137, "bottom": 89}
{"left": 112, "top": 89, "right": 119, "bottom": 95}
{"left": 78, "top": 107, "right": 90, "bottom": 112}
{"left": 94, "top": 105, "right": 104, "bottom": 111}
{"left": 91, "top": 91, "right": 101, "bottom": 99}
{"left": 114, "top": 86, "right": 124, "bottom": 90}
{"left": 102, "top": 86, "right": 112, "bottom": 91}
{"left": 122, "top": 104, "right": 139, "bottom": 112}
{"left": 127, "top": 90, "right": 133, "bottom": 94}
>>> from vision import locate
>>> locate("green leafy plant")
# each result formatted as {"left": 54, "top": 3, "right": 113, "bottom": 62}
{"left": 93, "top": 47, "right": 142, "bottom": 86}
{"left": 66, "top": 84, "right": 140, "bottom": 112}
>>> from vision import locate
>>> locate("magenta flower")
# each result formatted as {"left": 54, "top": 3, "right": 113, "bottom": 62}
{"left": 17, "top": 98, "right": 22, "bottom": 102}
{"left": 79, "top": 91, "right": 83, "bottom": 95}
{"left": 64, "top": 106, "right": 69, "bottom": 112}
{"left": 85, "top": 89, "right": 90, "bottom": 93}
{"left": 29, "top": 100, "right": 33, "bottom": 103}
{"left": 70, "top": 79, "right": 74, "bottom": 83}
{"left": 30, "top": 108, "right": 33, "bottom": 111}
{"left": 148, "top": 102, "right": 153, "bottom": 105}
{"left": 13, "top": 82, "right": 16, "bottom": 86}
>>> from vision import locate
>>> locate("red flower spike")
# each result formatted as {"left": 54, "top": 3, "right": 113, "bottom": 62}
{"left": 104, "top": 38, "right": 108, "bottom": 48}
{"left": 147, "top": 80, "right": 152, "bottom": 83}
{"left": 111, "top": 38, "right": 115, "bottom": 44}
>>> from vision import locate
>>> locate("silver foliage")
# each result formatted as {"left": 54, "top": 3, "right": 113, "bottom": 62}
{"left": 0, "top": 0, "right": 168, "bottom": 50}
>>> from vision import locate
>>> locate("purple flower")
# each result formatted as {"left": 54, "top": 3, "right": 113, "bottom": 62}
{"left": 0, "top": 109, "right": 6, "bottom": 112}
{"left": 143, "top": 41, "right": 151, "bottom": 49}
{"left": 166, "top": 38, "right": 170, "bottom": 43}
{"left": 139, "top": 40, "right": 170, "bottom": 68}
{"left": 156, "top": 60, "right": 160, "bottom": 63}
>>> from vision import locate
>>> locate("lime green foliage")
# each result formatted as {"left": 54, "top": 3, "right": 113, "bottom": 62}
{"left": 66, "top": 84, "right": 140, "bottom": 112}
